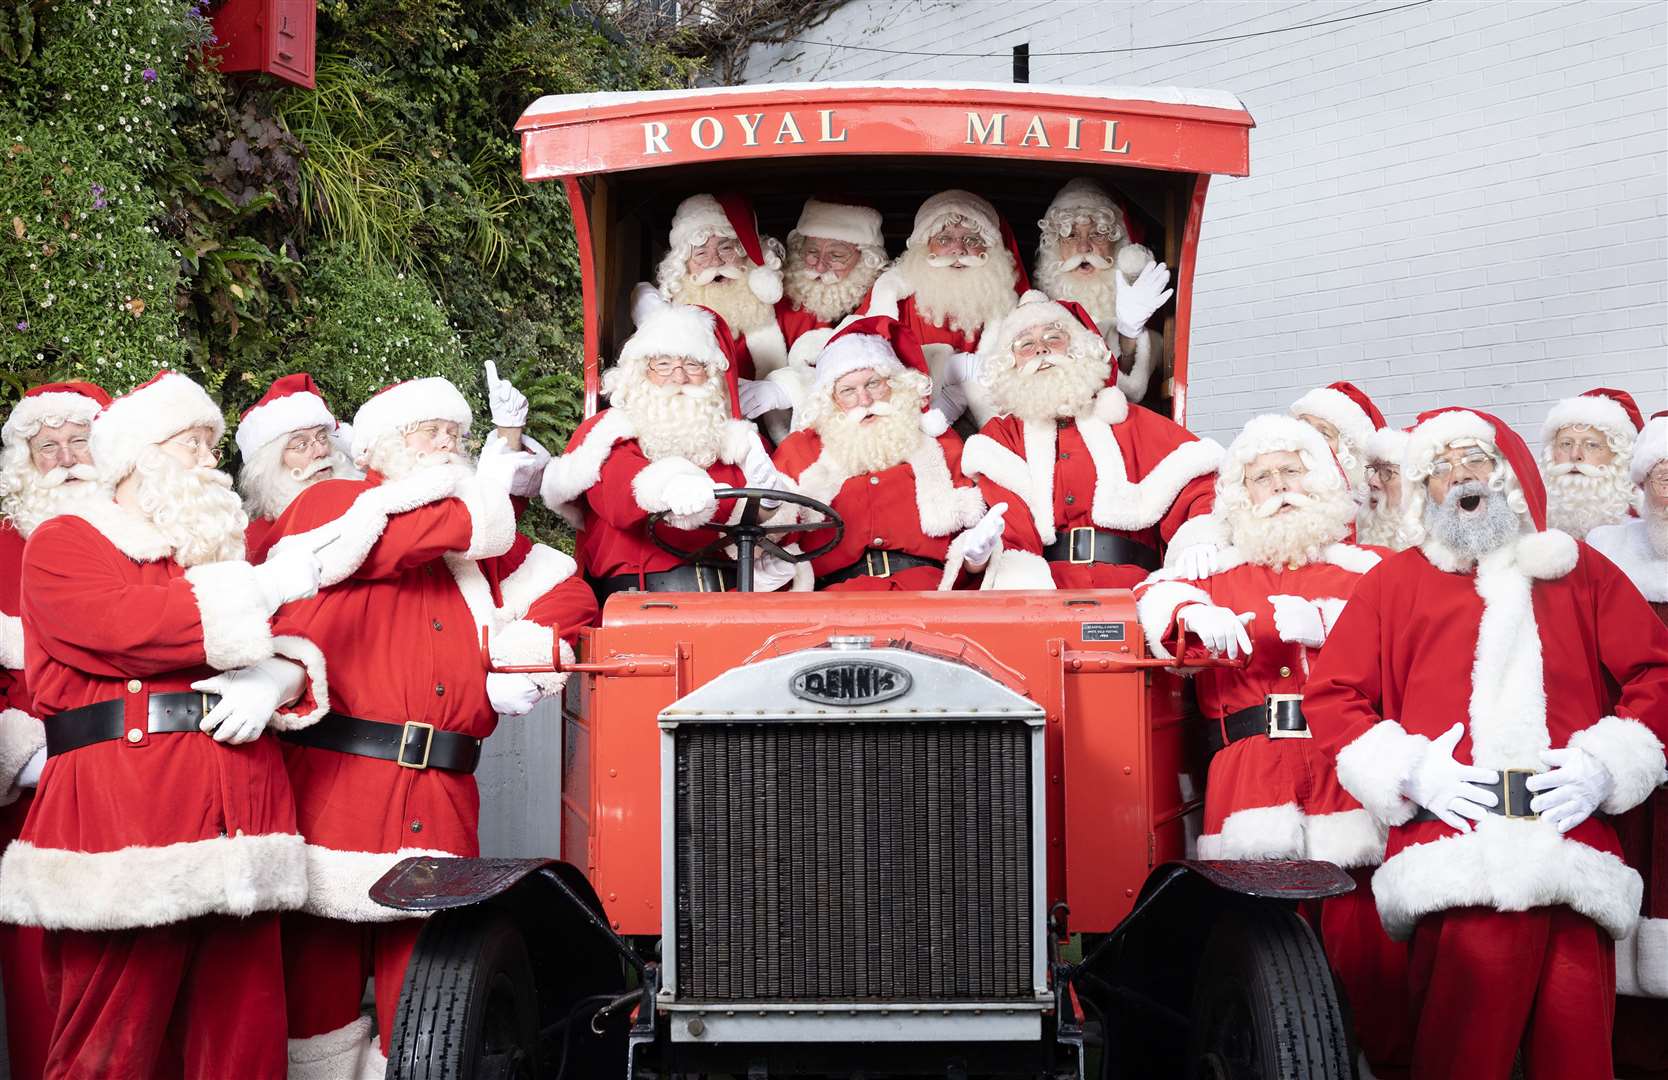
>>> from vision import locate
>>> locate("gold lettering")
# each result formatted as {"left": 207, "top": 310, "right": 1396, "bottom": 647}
{"left": 691, "top": 116, "right": 724, "bottom": 151}
{"left": 966, "top": 111, "right": 1006, "bottom": 145}
{"left": 1065, "top": 116, "right": 1082, "bottom": 150}
{"left": 818, "top": 109, "right": 848, "bottom": 143}
{"left": 642, "top": 121, "right": 671, "bottom": 155}
{"left": 734, "top": 112, "right": 764, "bottom": 146}
{"left": 1101, "top": 119, "right": 1130, "bottom": 155}
{"left": 1019, "top": 115, "right": 1050, "bottom": 148}
{"left": 774, "top": 112, "right": 805, "bottom": 145}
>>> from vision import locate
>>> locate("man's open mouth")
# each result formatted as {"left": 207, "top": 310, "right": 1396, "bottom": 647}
{"left": 1459, "top": 493, "right": 1482, "bottom": 512}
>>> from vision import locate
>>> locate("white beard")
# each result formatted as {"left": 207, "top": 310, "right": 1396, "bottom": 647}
{"left": 238, "top": 437, "right": 357, "bottom": 521}
{"left": 894, "top": 245, "right": 1018, "bottom": 336}
{"left": 815, "top": 384, "right": 925, "bottom": 476}
{"left": 672, "top": 270, "right": 776, "bottom": 335}
{"left": 1034, "top": 244, "right": 1119, "bottom": 333}
{"left": 1544, "top": 462, "right": 1636, "bottom": 539}
{"left": 1646, "top": 507, "right": 1668, "bottom": 560}
{"left": 1355, "top": 498, "right": 1406, "bottom": 549}
{"left": 0, "top": 458, "right": 101, "bottom": 538}
{"left": 1225, "top": 489, "right": 1357, "bottom": 568}
{"left": 365, "top": 434, "right": 476, "bottom": 488}
{"left": 983, "top": 344, "right": 1110, "bottom": 425}
{"left": 784, "top": 257, "right": 882, "bottom": 324}
{"left": 131, "top": 448, "right": 249, "bottom": 567}
{"left": 615, "top": 380, "right": 731, "bottom": 468}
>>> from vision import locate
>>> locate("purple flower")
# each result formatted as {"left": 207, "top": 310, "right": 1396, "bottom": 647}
{"left": 14, "top": 321, "right": 27, "bottom": 332}
{"left": 90, "top": 183, "right": 107, "bottom": 210}
{"left": 142, "top": 68, "right": 158, "bottom": 83}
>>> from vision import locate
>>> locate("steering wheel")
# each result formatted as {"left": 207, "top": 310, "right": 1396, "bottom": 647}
{"left": 646, "top": 487, "right": 843, "bottom": 593}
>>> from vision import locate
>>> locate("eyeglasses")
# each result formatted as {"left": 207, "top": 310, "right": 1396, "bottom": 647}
{"left": 1246, "top": 465, "right": 1308, "bottom": 489}
{"left": 929, "top": 230, "right": 988, "bottom": 253}
{"left": 1429, "top": 450, "right": 1497, "bottom": 481}
{"left": 1014, "top": 328, "right": 1070, "bottom": 358}
{"left": 30, "top": 435, "right": 90, "bottom": 460}
{"left": 283, "top": 429, "right": 332, "bottom": 455}
{"left": 833, "top": 377, "right": 890, "bottom": 406}
{"left": 1367, "top": 464, "right": 1401, "bottom": 483}
{"left": 646, "top": 358, "right": 708, "bottom": 377}
{"left": 802, "top": 242, "right": 858, "bottom": 268}
{"left": 165, "top": 431, "right": 221, "bottom": 464}
{"left": 688, "top": 238, "right": 744, "bottom": 267}
{"left": 410, "top": 422, "right": 460, "bottom": 443}
{"left": 1552, "top": 435, "right": 1610, "bottom": 457}
{"left": 1646, "top": 471, "right": 1668, "bottom": 495}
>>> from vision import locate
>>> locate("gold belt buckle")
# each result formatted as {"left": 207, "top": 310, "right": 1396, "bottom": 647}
{"left": 1265, "top": 693, "right": 1310, "bottom": 739}
{"left": 866, "top": 550, "right": 892, "bottom": 578}
{"left": 1501, "top": 768, "right": 1538, "bottom": 818}
{"left": 398, "top": 721, "right": 435, "bottom": 769}
{"left": 1068, "top": 526, "right": 1096, "bottom": 565}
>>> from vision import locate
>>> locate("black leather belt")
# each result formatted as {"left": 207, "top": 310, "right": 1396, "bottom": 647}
{"left": 279, "top": 713, "right": 482, "bottom": 773}
{"left": 1203, "top": 695, "right": 1309, "bottom": 755}
{"left": 1411, "top": 769, "right": 1543, "bottom": 823}
{"left": 817, "top": 549, "right": 944, "bottom": 588}
{"left": 46, "top": 691, "right": 223, "bottom": 757}
{"left": 593, "top": 564, "right": 737, "bottom": 599}
{"left": 1042, "top": 527, "right": 1160, "bottom": 572}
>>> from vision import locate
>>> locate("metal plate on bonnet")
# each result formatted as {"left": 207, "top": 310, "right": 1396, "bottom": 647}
{"left": 790, "top": 658, "right": 912, "bottom": 705}
{"left": 1080, "top": 622, "right": 1126, "bottom": 642}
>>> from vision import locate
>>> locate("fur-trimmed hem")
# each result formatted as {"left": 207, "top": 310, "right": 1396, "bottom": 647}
{"left": 632, "top": 456, "right": 718, "bottom": 530}
{"left": 456, "top": 476, "right": 517, "bottom": 561}
{"left": 981, "top": 547, "right": 1056, "bottom": 590}
{"left": 289, "top": 1016, "right": 376, "bottom": 1080}
{"left": 498, "top": 544, "right": 579, "bottom": 622}
{"left": 1199, "top": 803, "right": 1305, "bottom": 861}
{"left": 1335, "top": 721, "right": 1428, "bottom": 827}
{"left": 301, "top": 843, "right": 451, "bottom": 922}
{"left": 183, "top": 560, "right": 276, "bottom": 671}
{"left": 1305, "top": 809, "right": 1387, "bottom": 869}
{"left": 1372, "top": 816, "right": 1643, "bottom": 941}
{"left": 1587, "top": 520, "right": 1668, "bottom": 602}
{"left": 1617, "top": 916, "right": 1668, "bottom": 998}
{"left": 0, "top": 832, "right": 307, "bottom": 930}
{"left": 960, "top": 432, "right": 1056, "bottom": 545}
{"left": 1568, "top": 715, "right": 1667, "bottom": 814}
{"left": 1133, "top": 579, "right": 1210, "bottom": 661}
{"left": 0, "top": 613, "right": 22, "bottom": 670}
{"left": 270, "top": 636, "right": 329, "bottom": 731}
{"left": 1162, "top": 515, "right": 1227, "bottom": 568}
{"left": 0, "top": 708, "right": 43, "bottom": 806}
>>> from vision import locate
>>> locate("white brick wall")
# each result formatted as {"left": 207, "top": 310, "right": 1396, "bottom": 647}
{"left": 739, "top": 0, "right": 1668, "bottom": 447}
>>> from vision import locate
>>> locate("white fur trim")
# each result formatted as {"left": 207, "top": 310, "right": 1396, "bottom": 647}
{"left": 1199, "top": 803, "right": 1305, "bottom": 861}
{"left": 1092, "top": 385, "right": 1128, "bottom": 425}
{"left": 1314, "top": 596, "right": 1350, "bottom": 635}
{"left": 455, "top": 476, "right": 516, "bottom": 561}
{"left": 349, "top": 378, "right": 472, "bottom": 465}
{"left": 360, "top": 1037, "right": 388, "bottom": 1080}
{"left": 1587, "top": 520, "right": 1668, "bottom": 602}
{"left": 300, "top": 843, "right": 449, "bottom": 921}
{"left": 288, "top": 1015, "right": 378, "bottom": 1080}
{"left": 1467, "top": 546, "right": 1550, "bottom": 770}
{"left": 269, "top": 636, "right": 329, "bottom": 731}
{"left": 1221, "top": 414, "right": 1345, "bottom": 494}
{"left": 791, "top": 435, "right": 984, "bottom": 541}
{"left": 981, "top": 547, "right": 1055, "bottom": 590}
{"left": 632, "top": 456, "right": 717, "bottom": 530}
{"left": 90, "top": 373, "right": 224, "bottom": 488}
{"left": 63, "top": 496, "right": 176, "bottom": 562}
{"left": 0, "top": 708, "right": 43, "bottom": 806}
{"left": 786, "top": 327, "right": 835, "bottom": 370}
{"left": 184, "top": 560, "right": 277, "bottom": 671}
{"left": 1162, "top": 515, "right": 1229, "bottom": 569}
{"left": 234, "top": 390, "right": 335, "bottom": 460}
{"left": 1290, "top": 386, "right": 1376, "bottom": 453}
{"left": 619, "top": 304, "right": 730, "bottom": 375}
{"left": 0, "top": 613, "right": 22, "bottom": 670}
{"left": 1514, "top": 528, "right": 1578, "bottom": 580}
{"left": 919, "top": 409, "right": 949, "bottom": 438}
{"left": 1617, "top": 917, "right": 1668, "bottom": 997}
{"left": 1367, "top": 426, "right": 1410, "bottom": 466}
{"left": 909, "top": 190, "right": 1000, "bottom": 249}
{"left": 1630, "top": 415, "right": 1667, "bottom": 486}
{"left": 1567, "top": 715, "right": 1667, "bottom": 814}
{"left": 444, "top": 552, "right": 574, "bottom": 699}
{"left": 2, "top": 389, "right": 105, "bottom": 448}
{"left": 1306, "top": 809, "right": 1387, "bottom": 868}
{"left": 498, "top": 544, "right": 579, "bottom": 621}
{"left": 264, "top": 466, "right": 466, "bottom": 587}
{"left": 1335, "top": 720, "right": 1429, "bottom": 827}
{"left": 745, "top": 320, "right": 788, "bottom": 377}
{"left": 1080, "top": 423, "right": 1223, "bottom": 532}
{"left": 960, "top": 432, "right": 1057, "bottom": 545}
{"left": 540, "top": 409, "right": 636, "bottom": 527}
{"left": 792, "top": 198, "right": 884, "bottom": 248}
{"left": 1404, "top": 410, "right": 1497, "bottom": 480}
{"left": 810, "top": 333, "right": 906, "bottom": 393}
{"left": 490, "top": 619, "right": 556, "bottom": 668}
{"left": 1318, "top": 542, "right": 1382, "bottom": 575}
{"left": 1543, "top": 393, "right": 1639, "bottom": 445}
{"left": 0, "top": 831, "right": 307, "bottom": 930}
{"left": 1372, "top": 816, "right": 1643, "bottom": 940}
{"left": 861, "top": 267, "right": 913, "bottom": 320}
{"left": 1134, "top": 579, "right": 1211, "bottom": 661}
{"left": 1115, "top": 327, "right": 1158, "bottom": 402}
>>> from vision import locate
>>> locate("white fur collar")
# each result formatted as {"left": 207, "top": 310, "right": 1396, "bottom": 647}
{"left": 1140, "top": 541, "right": 1381, "bottom": 584}
{"left": 1419, "top": 528, "right": 1579, "bottom": 582}
{"left": 539, "top": 409, "right": 755, "bottom": 528}
{"left": 790, "top": 434, "right": 985, "bottom": 538}
{"left": 62, "top": 497, "right": 180, "bottom": 563}
{"left": 1588, "top": 519, "right": 1668, "bottom": 602}
{"left": 1467, "top": 545, "right": 1549, "bottom": 770}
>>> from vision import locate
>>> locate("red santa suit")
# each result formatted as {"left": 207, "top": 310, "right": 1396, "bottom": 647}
{"left": 1305, "top": 408, "right": 1668, "bottom": 1080}
{"left": 254, "top": 378, "right": 595, "bottom": 1073}
{"left": 0, "top": 373, "right": 329, "bottom": 1080}
{"left": 236, "top": 374, "right": 356, "bottom": 558}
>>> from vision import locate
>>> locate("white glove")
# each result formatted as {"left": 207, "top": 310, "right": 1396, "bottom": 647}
{"left": 484, "top": 361, "right": 528, "bottom": 428}
{"left": 1270, "top": 595, "right": 1327, "bottom": 648}
{"left": 1176, "top": 604, "right": 1255, "bottom": 659}
{"left": 15, "top": 747, "right": 44, "bottom": 789}
{"left": 938, "top": 351, "right": 981, "bottom": 388}
{"left": 665, "top": 474, "right": 719, "bottom": 519}
{"left": 1403, "top": 722, "right": 1500, "bottom": 832}
{"left": 486, "top": 672, "right": 542, "bottom": 717}
{"left": 252, "top": 547, "right": 322, "bottom": 612}
{"left": 481, "top": 432, "right": 549, "bottom": 498}
{"left": 960, "top": 502, "right": 1007, "bottom": 569}
{"left": 193, "top": 658, "right": 304, "bottom": 745}
{"left": 1527, "top": 746, "right": 1615, "bottom": 833}
{"left": 476, "top": 444, "right": 536, "bottom": 496}
{"left": 738, "top": 378, "right": 791, "bottom": 419}
{"left": 930, "top": 382, "right": 968, "bottom": 427}
{"left": 1172, "top": 542, "right": 1224, "bottom": 581}
{"left": 752, "top": 549, "right": 797, "bottom": 592}
{"left": 1114, "top": 260, "right": 1174, "bottom": 339}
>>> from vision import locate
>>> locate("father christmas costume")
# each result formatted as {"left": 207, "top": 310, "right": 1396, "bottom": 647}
{"left": 960, "top": 293, "right": 1221, "bottom": 591}
{"left": 542, "top": 300, "right": 785, "bottom": 600}
{"left": 772, "top": 317, "right": 986, "bottom": 591}
{"left": 774, "top": 197, "right": 889, "bottom": 364}
{"left": 1289, "top": 379, "right": 1384, "bottom": 497}
{"left": 235, "top": 373, "right": 355, "bottom": 554}
{"left": 0, "top": 380, "right": 110, "bottom": 1080}
{"left": 253, "top": 376, "right": 596, "bottom": 1076}
{"left": 1304, "top": 407, "right": 1668, "bottom": 1080}
{"left": 1541, "top": 386, "right": 1643, "bottom": 541}
{"left": 0, "top": 371, "right": 330, "bottom": 1080}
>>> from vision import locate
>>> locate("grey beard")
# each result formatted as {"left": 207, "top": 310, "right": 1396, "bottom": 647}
{"left": 1424, "top": 480, "right": 1523, "bottom": 562}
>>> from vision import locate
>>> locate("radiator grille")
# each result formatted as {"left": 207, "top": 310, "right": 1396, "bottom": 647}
{"left": 672, "top": 720, "right": 1034, "bottom": 1002}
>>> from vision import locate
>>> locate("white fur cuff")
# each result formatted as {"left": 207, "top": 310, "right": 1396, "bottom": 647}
{"left": 289, "top": 1016, "right": 375, "bottom": 1080}
{"left": 0, "top": 708, "right": 44, "bottom": 806}
{"left": 301, "top": 843, "right": 449, "bottom": 922}
{"left": 1568, "top": 715, "right": 1667, "bottom": 815}
{"left": 1617, "top": 917, "right": 1668, "bottom": 998}
{"left": 632, "top": 456, "right": 717, "bottom": 530}
{"left": 491, "top": 619, "right": 557, "bottom": 669}
{"left": 982, "top": 547, "right": 1056, "bottom": 591}
{"left": 1335, "top": 720, "right": 1429, "bottom": 827}
{"left": 1305, "top": 809, "right": 1388, "bottom": 869}
{"left": 0, "top": 613, "right": 23, "bottom": 670}
{"left": 1134, "top": 579, "right": 1211, "bottom": 661}
{"left": 1163, "top": 514, "right": 1228, "bottom": 569}
{"left": 183, "top": 560, "right": 276, "bottom": 671}
{"left": 456, "top": 476, "right": 518, "bottom": 561}
{"left": 269, "top": 636, "right": 329, "bottom": 731}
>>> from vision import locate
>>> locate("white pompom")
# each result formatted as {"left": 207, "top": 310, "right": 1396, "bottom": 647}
{"left": 1116, "top": 243, "right": 1153, "bottom": 282}
{"left": 748, "top": 266, "right": 783, "bottom": 305}
{"left": 919, "top": 408, "right": 949, "bottom": 438}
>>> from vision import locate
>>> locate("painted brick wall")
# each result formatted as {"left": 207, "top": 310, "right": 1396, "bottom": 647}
{"left": 738, "top": 0, "right": 1668, "bottom": 446}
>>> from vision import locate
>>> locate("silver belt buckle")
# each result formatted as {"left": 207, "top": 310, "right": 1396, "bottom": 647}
{"left": 1265, "top": 693, "right": 1310, "bottom": 739}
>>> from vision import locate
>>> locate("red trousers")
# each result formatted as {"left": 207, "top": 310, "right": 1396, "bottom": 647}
{"left": 40, "top": 914, "right": 286, "bottom": 1080}
{"left": 0, "top": 795, "right": 48, "bottom": 1080}
{"left": 1409, "top": 905, "right": 1614, "bottom": 1080}
{"left": 1321, "top": 868, "right": 1412, "bottom": 1079}
{"left": 283, "top": 912, "right": 422, "bottom": 1055}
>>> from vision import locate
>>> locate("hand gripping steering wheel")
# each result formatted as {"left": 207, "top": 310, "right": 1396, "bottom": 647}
{"left": 646, "top": 487, "right": 843, "bottom": 593}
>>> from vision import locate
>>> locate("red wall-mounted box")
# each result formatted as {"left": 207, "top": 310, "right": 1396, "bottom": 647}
{"left": 211, "top": 0, "right": 316, "bottom": 89}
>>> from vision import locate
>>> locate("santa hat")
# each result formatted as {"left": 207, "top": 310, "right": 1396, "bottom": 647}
{"left": 977, "top": 290, "right": 1110, "bottom": 370}
{"left": 1040, "top": 178, "right": 1129, "bottom": 243}
{"left": 234, "top": 373, "right": 343, "bottom": 460}
{"left": 666, "top": 192, "right": 783, "bottom": 305}
{"left": 1290, "top": 381, "right": 1384, "bottom": 453}
{"left": 906, "top": 189, "right": 1033, "bottom": 294}
{"left": 803, "top": 315, "right": 943, "bottom": 436}
{"left": 1631, "top": 410, "right": 1668, "bottom": 486}
{"left": 3, "top": 380, "right": 112, "bottom": 448}
{"left": 608, "top": 296, "right": 743, "bottom": 418}
{"left": 790, "top": 198, "right": 884, "bottom": 250}
{"left": 348, "top": 377, "right": 472, "bottom": 466}
{"left": 1366, "top": 425, "right": 1412, "bottom": 467}
{"left": 1218, "top": 414, "right": 1348, "bottom": 498}
{"left": 1403, "top": 406, "right": 1577, "bottom": 578}
{"left": 1541, "top": 387, "right": 1643, "bottom": 447}
{"left": 90, "top": 371, "right": 226, "bottom": 487}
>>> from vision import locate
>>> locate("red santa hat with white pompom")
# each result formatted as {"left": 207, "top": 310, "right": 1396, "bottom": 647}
{"left": 665, "top": 193, "right": 783, "bottom": 306}
{"left": 1541, "top": 387, "right": 1643, "bottom": 449}
{"left": 235, "top": 373, "right": 349, "bottom": 460}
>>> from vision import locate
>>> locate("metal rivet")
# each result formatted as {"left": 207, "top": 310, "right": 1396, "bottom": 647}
{"left": 434, "top": 682, "right": 445, "bottom": 696}
{"left": 1123, "top": 766, "right": 1133, "bottom": 775}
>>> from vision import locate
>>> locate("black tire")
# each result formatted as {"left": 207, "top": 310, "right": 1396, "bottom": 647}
{"left": 1185, "top": 904, "right": 1352, "bottom": 1080}
{"left": 388, "top": 908, "right": 540, "bottom": 1080}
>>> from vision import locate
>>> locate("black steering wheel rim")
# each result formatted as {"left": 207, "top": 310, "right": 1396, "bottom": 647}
{"left": 646, "top": 487, "right": 844, "bottom": 590}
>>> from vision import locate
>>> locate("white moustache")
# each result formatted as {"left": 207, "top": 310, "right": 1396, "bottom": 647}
{"left": 36, "top": 463, "right": 99, "bottom": 488}
{"left": 1548, "top": 461, "right": 1610, "bottom": 478}
{"left": 288, "top": 459, "right": 336, "bottom": 483}
{"left": 1252, "top": 491, "right": 1317, "bottom": 518}
{"left": 1059, "top": 251, "right": 1113, "bottom": 272}
{"left": 792, "top": 267, "right": 843, "bottom": 285}
{"left": 842, "top": 400, "right": 898, "bottom": 424}
{"left": 925, "top": 253, "right": 988, "bottom": 269}
{"left": 691, "top": 264, "right": 745, "bottom": 286}
{"left": 648, "top": 380, "right": 718, "bottom": 400}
